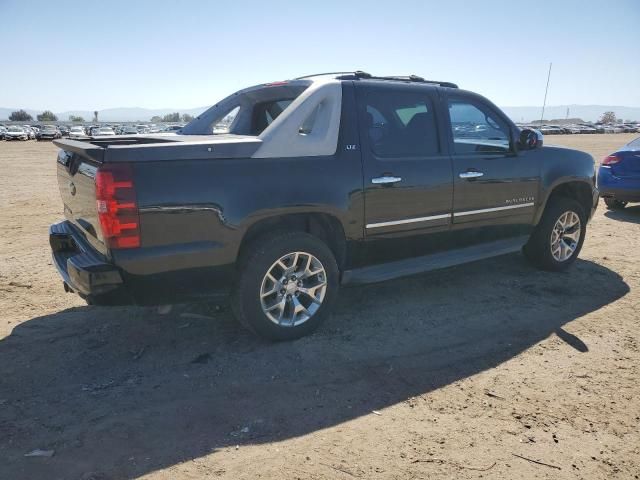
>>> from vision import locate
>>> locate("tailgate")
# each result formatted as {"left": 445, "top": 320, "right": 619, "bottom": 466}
{"left": 55, "top": 139, "right": 108, "bottom": 255}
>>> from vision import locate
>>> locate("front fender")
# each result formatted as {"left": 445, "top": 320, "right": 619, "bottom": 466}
{"left": 535, "top": 145, "right": 596, "bottom": 224}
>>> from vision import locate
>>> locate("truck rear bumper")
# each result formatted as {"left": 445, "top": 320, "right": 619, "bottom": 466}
{"left": 50, "top": 220, "right": 232, "bottom": 305}
{"left": 49, "top": 221, "right": 124, "bottom": 298}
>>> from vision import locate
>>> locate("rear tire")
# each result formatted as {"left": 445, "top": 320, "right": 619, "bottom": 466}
{"left": 232, "top": 231, "right": 339, "bottom": 341}
{"left": 604, "top": 198, "right": 627, "bottom": 210}
{"left": 524, "top": 197, "right": 586, "bottom": 271}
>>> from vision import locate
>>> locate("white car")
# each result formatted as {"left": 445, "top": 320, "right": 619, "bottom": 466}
{"left": 4, "top": 126, "right": 29, "bottom": 141}
{"left": 22, "top": 125, "right": 36, "bottom": 139}
{"left": 94, "top": 127, "right": 116, "bottom": 136}
{"left": 564, "top": 125, "right": 581, "bottom": 134}
{"left": 69, "top": 126, "right": 87, "bottom": 138}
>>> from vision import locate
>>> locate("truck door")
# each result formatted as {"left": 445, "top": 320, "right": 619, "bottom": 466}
{"left": 444, "top": 93, "right": 540, "bottom": 245}
{"left": 356, "top": 83, "right": 454, "bottom": 264}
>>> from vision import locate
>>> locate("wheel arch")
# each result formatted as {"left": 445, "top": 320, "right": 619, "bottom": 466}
{"left": 536, "top": 180, "right": 594, "bottom": 225}
{"left": 237, "top": 213, "right": 348, "bottom": 271}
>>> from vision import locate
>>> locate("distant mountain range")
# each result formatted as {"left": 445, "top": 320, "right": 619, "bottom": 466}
{"left": 1, "top": 104, "right": 639, "bottom": 123}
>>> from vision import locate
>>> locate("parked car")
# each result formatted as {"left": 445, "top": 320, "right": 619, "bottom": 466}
{"left": 598, "top": 136, "right": 640, "bottom": 209}
{"left": 94, "top": 127, "right": 116, "bottom": 136}
{"left": 540, "top": 125, "right": 565, "bottom": 135}
{"left": 162, "top": 124, "right": 185, "bottom": 132}
{"left": 59, "top": 125, "right": 71, "bottom": 137}
{"left": 564, "top": 125, "right": 581, "bottom": 134}
{"left": 68, "top": 126, "right": 87, "bottom": 138}
{"left": 120, "top": 126, "right": 139, "bottom": 135}
{"left": 4, "top": 126, "right": 29, "bottom": 141}
{"left": 37, "top": 125, "right": 62, "bottom": 140}
{"left": 22, "top": 125, "right": 36, "bottom": 139}
{"left": 0, "top": 125, "right": 7, "bottom": 139}
{"left": 49, "top": 71, "right": 598, "bottom": 340}
{"left": 578, "top": 124, "right": 598, "bottom": 134}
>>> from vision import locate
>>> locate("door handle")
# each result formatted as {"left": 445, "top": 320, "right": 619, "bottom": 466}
{"left": 459, "top": 171, "right": 484, "bottom": 179}
{"left": 371, "top": 176, "right": 402, "bottom": 185}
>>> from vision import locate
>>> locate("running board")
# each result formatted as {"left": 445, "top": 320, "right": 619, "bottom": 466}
{"left": 342, "top": 236, "right": 528, "bottom": 285}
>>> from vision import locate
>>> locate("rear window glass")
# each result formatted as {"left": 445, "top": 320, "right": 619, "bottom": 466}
{"left": 627, "top": 137, "right": 640, "bottom": 148}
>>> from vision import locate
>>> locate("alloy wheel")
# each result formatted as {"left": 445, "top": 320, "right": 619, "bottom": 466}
{"left": 260, "top": 251, "right": 327, "bottom": 327}
{"left": 550, "top": 211, "right": 581, "bottom": 262}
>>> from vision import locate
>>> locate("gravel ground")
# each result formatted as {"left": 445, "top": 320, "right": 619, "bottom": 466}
{"left": 0, "top": 134, "right": 639, "bottom": 480}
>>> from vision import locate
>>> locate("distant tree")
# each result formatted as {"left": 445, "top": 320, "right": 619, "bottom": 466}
{"left": 37, "top": 110, "right": 58, "bottom": 122}
{"left": 69, "top": 115, "right": 85, "bottom": 123}
{"left": 93, "top": 111, "right": 99, "bottom": 122}
{"left": 161, "top": 112, "right": 181, "bottom": 122}
{"left": 150, "top": 115, "right": 162, "bottom": 123}
{"left": 599, "top": 111, "right": 616, "bottom": 124}
{"left": 9, "top": 109, "right": 33, "bottom": 121}
{"left": 181, "top": 113, "right": 194, "bottom": 123}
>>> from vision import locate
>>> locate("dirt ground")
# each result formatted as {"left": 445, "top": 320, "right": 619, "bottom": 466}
{"left": 1, "top": 134, "right": 639, "bottom": 480}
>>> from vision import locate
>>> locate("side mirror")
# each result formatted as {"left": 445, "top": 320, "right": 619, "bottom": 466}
{"left": 519, "top": 128, "right": 543, "bottom": 150}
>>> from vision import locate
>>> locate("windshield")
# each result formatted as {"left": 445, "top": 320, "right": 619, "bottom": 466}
{"left": 8, "top": 126, "right": 23, "bottom": 132}
{"left": 181, "top": 81, "right": 310, "bottom": 136}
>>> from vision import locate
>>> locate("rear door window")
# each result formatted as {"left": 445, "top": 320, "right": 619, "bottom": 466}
{"left": 361, "top": 89, "right": 439, "bottom": 157}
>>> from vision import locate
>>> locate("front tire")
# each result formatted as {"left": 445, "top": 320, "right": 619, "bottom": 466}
{"left": 604, "top": 198, "right": 627, "bottom": 210}
{"left": 232, "top": 231, "right": 339, "bottom": 341}
{"left": 524, "top": 197, "right": 586, "bottom": 271}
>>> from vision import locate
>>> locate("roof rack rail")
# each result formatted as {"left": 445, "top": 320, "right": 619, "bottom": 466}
{"left": 294, "top": 71, "right": 457, "bottom": 88}
{"left": 294, "top": 71, "right": 368, "bottom": 80}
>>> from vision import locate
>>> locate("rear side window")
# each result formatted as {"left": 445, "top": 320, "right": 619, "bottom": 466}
{"left": 448, "top": 100, "right": 510, "bottom": 154}
{"left": 362, "top": 89, "right": 439, "bottom": 157}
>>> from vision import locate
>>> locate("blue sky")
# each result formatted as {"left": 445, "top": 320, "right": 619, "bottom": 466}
{"left": 0, "top": 0, "right": 638, "bottom": 111}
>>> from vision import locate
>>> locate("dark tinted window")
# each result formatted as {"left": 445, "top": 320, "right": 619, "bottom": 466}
{"left": 363, "top": 89, "right": 439, "bottom": 157}
{"left": 448, "top": 100, "right": 510, "bottom": 154}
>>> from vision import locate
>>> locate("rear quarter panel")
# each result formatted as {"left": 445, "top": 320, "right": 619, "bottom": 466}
{"left": 128, "top": 152, "right": 364, "bottom": 273}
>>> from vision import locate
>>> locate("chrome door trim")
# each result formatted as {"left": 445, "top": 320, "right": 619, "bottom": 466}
{"left": 454, "top": 202, "right": 535, "bottom": 217}
{"left": 459, "top": 171, "right": 484, "bottom": 179}
{"left": 366, "top": 213, "right": 451, "bottom": 229}
{"left": 371, "top": 176, "right": 402, "bottom": 185}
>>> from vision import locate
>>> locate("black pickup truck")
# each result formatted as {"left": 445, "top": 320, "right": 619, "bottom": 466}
{"left": 50, "top": 71, "right": 598, "bottom": 340}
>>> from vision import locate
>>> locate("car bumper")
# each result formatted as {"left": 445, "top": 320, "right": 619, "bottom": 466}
{"left": 597, "top": 167, "right": 640, "bottom": 202}
{"left": 50, "top": 221, "right": 124, "bottom": 298}
{"left": 50, "top": 220, "right": 232, "bottom": 304}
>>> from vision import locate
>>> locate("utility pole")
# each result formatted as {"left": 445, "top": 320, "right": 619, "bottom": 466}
{"left": 566, "top": 107, "right": 569, "bottom": 120}
{"left": 540, "top": 62, "right": 552, "bottom": 123}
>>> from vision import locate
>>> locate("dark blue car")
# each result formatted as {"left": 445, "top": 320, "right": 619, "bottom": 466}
{"left": 598, "top": 136, "right": 640, "bottom": 209}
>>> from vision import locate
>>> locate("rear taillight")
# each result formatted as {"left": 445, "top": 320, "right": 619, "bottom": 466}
{"left": 602, "top": 154, "right": 621, "bottom": 165}
{"left": 95, "top": 163, "right": 140, "bottom": 249}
